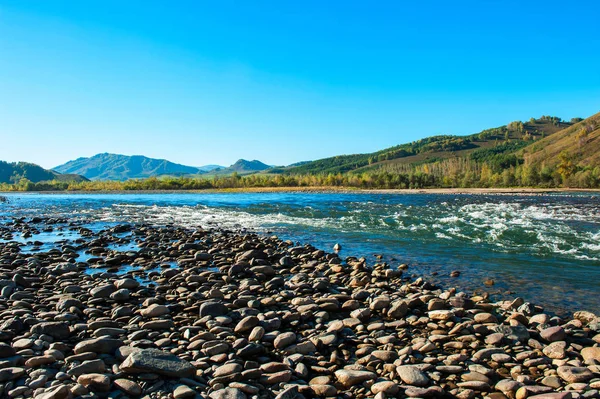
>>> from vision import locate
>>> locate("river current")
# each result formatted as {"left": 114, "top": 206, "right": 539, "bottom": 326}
{"left": 0, "top": 192, "right": 598, "bottom": 315}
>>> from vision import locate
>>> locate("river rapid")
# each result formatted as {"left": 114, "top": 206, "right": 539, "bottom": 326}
{"left": 0, "top": 192, "right": 598, "bottom": 315}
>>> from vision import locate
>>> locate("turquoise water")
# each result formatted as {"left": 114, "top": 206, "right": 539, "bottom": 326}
{"left": 1, "top": 192, "right": 599, "bottom": 314}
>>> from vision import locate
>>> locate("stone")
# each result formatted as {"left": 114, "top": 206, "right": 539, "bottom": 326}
{"left": 334, "top": 369, "right": 377, "bottom": 387}
{"left": 120, "top": 348, "right": 195, "bottom": 377}
{"left": 25, "top": 355, "right": 56, "bottom": 367}
{"left": 556, "top": 366, "right": 594, "bottom": 383}
{"left": 77, "top": 373, "right": 111, "bottom": 392}
{"left": 474, "top": 312, "right": 498, "bottom": 323}
{"left": 199, "top": 301, "right": 229, "bottom": 317}
{"left": 0, "top": 344, "right": 16, "bottom": 358}
{"left": 115, "top": 278, "right": 139, "bottom": 290}
{"left": 67, "top": 359, "right": 106, "bottom": 377}
{"left": 0, "top": 367, "right": 26, "bottom": 382}
{"left": 371, "top": 381, "right": 400, "bottom": 395}
{"left": 35, "top": 385, "right": 71, "bottom": 399}
{"left": 234, "top": 316, "right": 259, "bottom": 333}
{"left": 141, "top": 304, "right": 170, "bottom": 317}
{"left": 114, "top": 379, "right": 142, "bottom": 396}
{"left": 90, "top": 284, "right": 116, "bottom": 298}
{"left": 540, "top": 326, "right": 565, "bottom": 342}
{"left": 428, "top": 310, "right": 454, "bottom": 320}
{"left": 74, "top": 338, "right": 123, "bottom": 354}
{"left": 174, "top": 385, "right": 196, "bottom": 398}
{"left": 388, "top": 300, "right": 408, "bottom": 318}
{"left": 274, "top": 332, "right": 296, "bottom": 349}
{"left": 30, "top": 322, "right": 70, "bottom": 340}
{"left": 214, "top": 363, "right": 242, "bottom": 377}
{"left": 209, "top": 388, "right": 247, "bottom": 399}
{"left": 543, "top": 341, "right": 567, "bottom": 359}
{"left": 581, "top": 346, "right": 600, "bottom": 362}
{"left": 528, "top": 394, "right": 573, "bottom": 399}
{"left": 311, "top": 385, "right": 337, "bottom": 397}
{"left": 396, "top": 365, "right": 430, "bottom": 386}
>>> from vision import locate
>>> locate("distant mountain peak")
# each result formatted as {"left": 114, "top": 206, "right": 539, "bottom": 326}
{"left": 229, "top": 159, "right": 270, "bottom": 172}
{"left": 53, "top": 153, "right": 211, "bottom": 181}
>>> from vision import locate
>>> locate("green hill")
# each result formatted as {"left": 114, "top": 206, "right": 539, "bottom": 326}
{"left": 54, "top": 153, "right": 207, "bottom": 181}
{"left": 274, "top": 116, "right": 572, "bottom": 176}
{"left": 0, "top": 161, "right": 88, "bottom": 184}
{"left": 208, "top": 159, "right": 271, "bottom": 176}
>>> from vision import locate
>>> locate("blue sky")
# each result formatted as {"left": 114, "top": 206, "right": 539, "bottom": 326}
{"left": 1, "top": 1, "right": 599, "bottom": 169}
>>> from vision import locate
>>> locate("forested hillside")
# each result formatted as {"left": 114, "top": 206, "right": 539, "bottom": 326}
{"left": 0, "top": 161, "right": 87, "bottom": 186}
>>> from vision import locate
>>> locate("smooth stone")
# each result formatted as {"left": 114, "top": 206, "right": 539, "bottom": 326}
{"left": 334, "top": 369, "right": 377, "bottom": 387}
{"left": 199, "top": 302, "right": 229, "bottom": 317}
{"left": 77, "top": 373, "right": 111, "bottom": 392}
{"left": 274, "top": 332, "right": 296, "bottom": 349}
{"left": 174, "top": 385, "right": 196, "bottom": 398}
{"left": 396, "top": 365, "right": 429, "bottom": 387}
{"left": 74, "top": 338, "right": 123, "bottom": 354}
{"left": 35, "top": 385, "right": 71, "bottom": 399}
{"left": 234, "top": 316, "right": 259, "bottom": 333}
{"left": 141, "top": 304, "right": 170, "bottom": 318}
{"left": 540, "top": 326, "right": 565, "bottom": 342}
{"left": 543, "top": 341, "right": 567, "bottom": 359}
{"left": 556, "top": 365, "right": 594, "bottom": 383}
{"left": 114, "top": 378, "right": 142, "bottom": 396}
{"left": 310, "top": 385, "right": 337, "bottom": 397}
{"left": 209, "top": 388, "right": 247, "bottom": 399}
{"left": 581, "top": 347, "right": 600, "bottom": 362}
{"left": 371, "top": 381, "right": 400, "bottom": 395}
{"left": 214, "top": 363, "right": 243, "bottom": 377}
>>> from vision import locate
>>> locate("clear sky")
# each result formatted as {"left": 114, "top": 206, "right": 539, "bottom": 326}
{"left": 1, "top": 1, "right": 599, "bottom": 169}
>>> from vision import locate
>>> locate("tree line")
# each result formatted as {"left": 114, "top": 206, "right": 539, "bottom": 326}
{"left": 1, "top": 152, "right": 598, "bottom": 192}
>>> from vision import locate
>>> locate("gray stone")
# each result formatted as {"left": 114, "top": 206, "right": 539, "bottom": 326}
{"left": 120, "top": 348, "right": 195, "bottom": 378}
{"left": 209, "top": 388, "right": 247, "bottom": 399}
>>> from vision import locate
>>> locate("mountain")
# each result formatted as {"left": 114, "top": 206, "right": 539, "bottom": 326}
{"left": 54, "top": 153, "right": 206, "bottom": 181}
{"left": 210, "top": 159, "right": 271, "bottom": 175}
{"left": 197, "top": 164, "right": 225, "bottom": 172}
{"left": 0, "top": 161, "right": 87, "bottom": 184}
{"left": 270, "top": 116, "right": 577, "bottom": 175}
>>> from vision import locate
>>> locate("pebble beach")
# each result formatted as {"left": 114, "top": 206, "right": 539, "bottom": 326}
{"left": 0, "top": 218, "right": 599, "bottom": 399}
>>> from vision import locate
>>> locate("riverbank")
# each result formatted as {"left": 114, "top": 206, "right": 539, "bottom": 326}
{"left": 2, "top": 186, "right": 600, "bottom": 195}
{"left": 0, "top": 219, "right": 599, "bottom": 398}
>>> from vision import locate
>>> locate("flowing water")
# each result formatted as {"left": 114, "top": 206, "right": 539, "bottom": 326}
{"left": 0, "top": 192, "right": 598, "bottom": 315}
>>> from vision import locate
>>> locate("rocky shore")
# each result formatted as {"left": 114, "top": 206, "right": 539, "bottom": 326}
{"left": 0, "top": 218, "right": 599, "bottom": 399}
